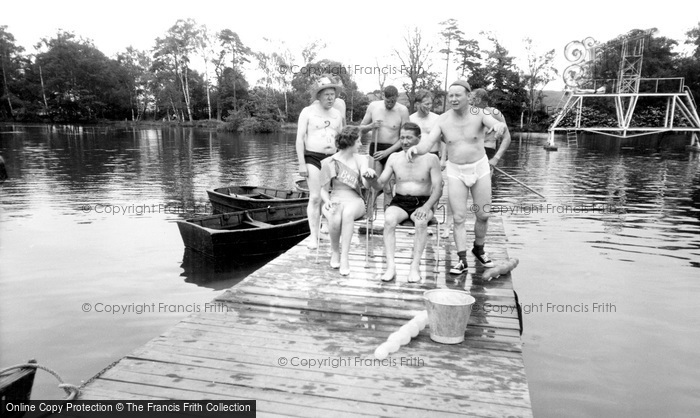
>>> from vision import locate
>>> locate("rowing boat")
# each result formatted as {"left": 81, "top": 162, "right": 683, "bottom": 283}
{"left": 176, "top": 204, "right": 309, "bottom": 260}
{"left": 294, "top": 179, "right": 309, "bottom": 193}
{"left": 207, "top": 185, "right": 308, "bottom": 213}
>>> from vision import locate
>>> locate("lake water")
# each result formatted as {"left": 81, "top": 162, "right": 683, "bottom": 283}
{"left": 1, "top": 124, "right": 699, "bottom": 416}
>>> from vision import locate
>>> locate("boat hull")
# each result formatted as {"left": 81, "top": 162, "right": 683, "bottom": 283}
{"left": 176, "top": 204, "right": 310, "bottom": 260}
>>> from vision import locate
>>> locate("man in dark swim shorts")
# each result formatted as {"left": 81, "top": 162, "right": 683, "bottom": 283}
{"left": 359, "top": 85, "right": 409, "bottom": 208}
{"left": 304, "top": 150, "right": 333, "bottom": 170}
{"left": 367, "top": 122, "right": 442, "bottom": 283}
{"left": 389, "top": 194, "right": 430, "bottom": 218}
{"left": 368, "top": 142, "right": 394, "bottom": 167}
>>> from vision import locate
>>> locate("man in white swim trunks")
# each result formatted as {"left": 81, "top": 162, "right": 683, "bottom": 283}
{"left": 407, "top": 80, "right": 509, "bottom": 274}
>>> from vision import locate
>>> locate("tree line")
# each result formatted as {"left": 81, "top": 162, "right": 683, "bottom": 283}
{"left": 1, "top": 20, "right": 698, "bottom": 132}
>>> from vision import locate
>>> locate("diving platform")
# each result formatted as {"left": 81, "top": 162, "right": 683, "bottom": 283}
{"left": 546, "top": 30, "right": 700, "bottom": 150}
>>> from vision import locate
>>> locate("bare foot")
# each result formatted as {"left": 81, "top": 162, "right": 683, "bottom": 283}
{"left": 407, "top": 269, "right": 421, "bottom": 283}
{"left": 339, "top": 258, "right": 350, "bottom": 276}
{"left": 307, "top": 238, "right": 318, "bottom": 250}
{"left": 320, "top": 223, "right": 329, "bottom": 234}
{"left": 339, "top": 267, "right": 350, "bottom": 276}
{"left": 380, "top": 267, "right": 396, "bottom": 282}
{"left": 330, "top": 251, "right": 340, "bottom": 269}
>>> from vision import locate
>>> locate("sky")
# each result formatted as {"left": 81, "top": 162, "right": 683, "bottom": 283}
{"left": 3, "top": 0, "right": 699, "bottom": 92}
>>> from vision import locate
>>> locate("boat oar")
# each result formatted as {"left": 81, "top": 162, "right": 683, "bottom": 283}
{"left": 492, "top": 166, "right": 546, "bottom": 199}
{"left": 365, "top": 127, "right": 379, "bottom": 267}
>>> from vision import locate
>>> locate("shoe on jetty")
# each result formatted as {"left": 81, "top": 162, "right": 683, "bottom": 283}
{"left": 471, "top": 248, "right": 494, "bottom": 268}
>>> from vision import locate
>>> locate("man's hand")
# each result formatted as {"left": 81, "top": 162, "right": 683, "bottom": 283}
{"left": 299, "top": 165, "right": 308, "bottom": 177}
{"left": 362, "top": 168, "right": 377, "bottom": 179}
{"left": 373, "top": 150, "right": 389, "bottom": 161}
{"left": 406, "top": 146, "right": 418, "bottom": 162}
{"left": 489, "top": 122, "right": 507, "bottom": 139}
{"left": 413, "top": 205, "right": 431, "bottom": 221}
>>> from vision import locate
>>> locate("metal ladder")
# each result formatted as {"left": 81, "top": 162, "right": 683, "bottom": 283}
{"left": 566, "top": 130, "right": 578, "bottom": 147}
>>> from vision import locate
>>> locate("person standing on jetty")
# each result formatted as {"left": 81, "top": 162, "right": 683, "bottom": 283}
{"left": 368, "top": 122, "right": 442, "bottom": 283}
{"left": 409, "top": 90, "right": 442, "bottom": 158}
{"left": 359, "top": 86, "right": 409, "bottom": 209}
{"left": 296, "top": 77, "right": 344, "bottom": 249}
{"left": 319, "top": 126, "right": 376, "bottom": 276}
{"left": 470, "top": 88, "right": 511, "bottom": 171}
{"left": 409, "top": 90, "right": 448, "bottom": 238}
{"left": 407, "top": 80, "right": 509, "bottom": 274}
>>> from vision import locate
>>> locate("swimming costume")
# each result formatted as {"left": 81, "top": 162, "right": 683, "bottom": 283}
{"left": 389, "top": 194, "right": 430, "bottom": 217}
{"left": 320, "top": 157, "right": 364, "bottom": 199}
{"left": 305, "top": 150, "right": 333, "bottom": 170}
{"left": 320, "top": 157, "right": 367, "bottom": 219}
{"left": 484, "top": 147, "right": 496, "bottom": 160}
{"left": 445, "top": 156, "right": 490, "bottom": 187}
{"left": 369, "top": 142, "right": 395, "bottom": 167}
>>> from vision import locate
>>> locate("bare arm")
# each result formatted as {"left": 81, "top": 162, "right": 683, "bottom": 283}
{"left": 407, "top": 120, "right": 443, "bottom": 160}
{"left": 359, "top": 103, "right": 377, "bottom": 133}
{"left": 368, "top": 154, "right": 396, "bottom": 190}
{"left": 491, "top": 126, "right": 511, "bottom": 166}
{"left": 296, "top": 108, "right": 309, "bottom": 176}
{"left": 399, "top": 104, "right": 410, "bottom": 124}
{"left": 412, "top": 155, "right": 443, "bottom": 221}
{"left": 425, "top": 155, "right": 443, "bottom": 209}
{"left": 482, "top": 111, "right": 508, "bottom": 140}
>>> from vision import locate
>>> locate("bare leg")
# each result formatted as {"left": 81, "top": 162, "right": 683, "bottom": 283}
{"left": 408, "top": 210, "right": 432, "bottom": 283}
{"left": 471, "top": 175, "right": 492, "bottom": 246}
{"left": 448, "top": 176, "right": 470, "bottom": 253}
{"left": 370, "top": 159, "right": 384, "bottom": 219}
{"left": 338, "top": 198, "right": 366, "bottom": 276}
{"left": 306, "top": 165, "right": 322, "bottom": 249}
{"left": 323, "top": 204, "right": 342, "bottom": 268}
{"left": 381, "top": 206, "right": 408, "bottom": 282}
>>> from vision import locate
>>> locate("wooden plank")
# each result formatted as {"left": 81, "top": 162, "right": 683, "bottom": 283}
{"left": 99, "top": 362, "right": 529, "bottom": 417}
{"left": 80, "top": 215, "right": 532, "bottom": 416}
{"left": 93, "top": 369, "right": 480, "bottom": 417}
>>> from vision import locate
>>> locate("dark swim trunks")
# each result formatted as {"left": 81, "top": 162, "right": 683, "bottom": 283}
{"left": 369, "top": 142, "right": 395, "bottom": 167}
{"left": 304, "top": 150, "right": 333, "bottom": 170}
{"left": 485, "top": 147, "right": 496, "bottom": 159}
{"left": 389, "top": 194, "right": 430, "bottom": 217}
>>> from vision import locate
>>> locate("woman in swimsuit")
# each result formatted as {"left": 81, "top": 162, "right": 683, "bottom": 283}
{"left": 319, "top": 126, "right": 376, "bottom": 276}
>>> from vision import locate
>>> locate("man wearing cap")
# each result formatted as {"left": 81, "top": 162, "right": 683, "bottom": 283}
{"left": 296, "top": 76, "right": 344, "bottom": 248}
{"left": 407, "top": 80, "right": 509, "bottom": 274}
{"left": 359, "top": 85, "right": 410, "bottom": 209}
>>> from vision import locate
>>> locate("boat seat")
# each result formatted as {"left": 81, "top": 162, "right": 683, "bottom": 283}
{"left": 242, "top": 215, "right": 272, "bottom": 228}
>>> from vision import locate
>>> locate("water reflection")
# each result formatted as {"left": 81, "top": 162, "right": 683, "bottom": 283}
{"left": 179, "top": 248, "right": 275, "bottom": 290}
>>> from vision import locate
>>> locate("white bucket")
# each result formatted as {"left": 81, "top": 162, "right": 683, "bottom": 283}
{"left": 423, "top": 289, "right": 475, "bottom": 344}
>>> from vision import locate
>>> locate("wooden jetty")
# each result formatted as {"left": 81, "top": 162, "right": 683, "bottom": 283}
{"left": 80, "top": 207, "right": 532, "bottom": 416}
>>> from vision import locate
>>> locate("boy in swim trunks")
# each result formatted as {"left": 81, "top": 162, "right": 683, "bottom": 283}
{"left": 407, "top": 80, "right": 510, "bottom": 274}
{"left": 367, "top": 122, "right": 442, "bottom": 283}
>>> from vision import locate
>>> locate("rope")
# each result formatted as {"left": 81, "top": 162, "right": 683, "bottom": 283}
{"left": 0, "top": 363, "right": 80, "bottom": 400}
